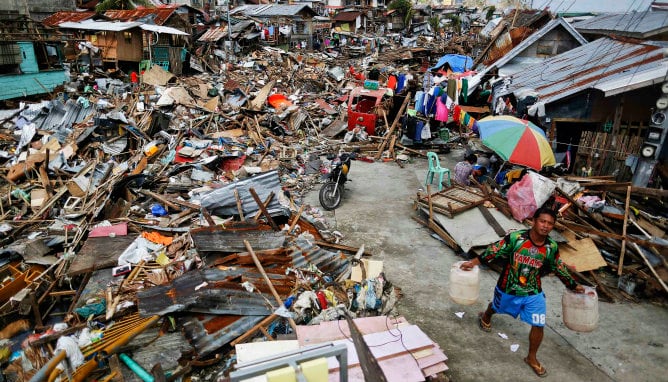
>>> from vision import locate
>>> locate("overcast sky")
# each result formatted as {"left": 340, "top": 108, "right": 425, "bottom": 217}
{"left": 525, "top": 0, "right": 654, "bottom": 13}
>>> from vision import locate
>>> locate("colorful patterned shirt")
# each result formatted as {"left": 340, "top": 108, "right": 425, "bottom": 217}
{"left": 480, "top": 230, "right": 577, "bottom": 296}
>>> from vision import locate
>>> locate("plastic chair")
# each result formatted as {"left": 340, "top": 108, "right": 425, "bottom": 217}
{"left": 425, "top": 152, "right": 451, "bottom": 191}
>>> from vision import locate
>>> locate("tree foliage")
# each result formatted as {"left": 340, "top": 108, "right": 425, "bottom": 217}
{"left": 388, "top": 0, "right": 414, "bottom": 28}
{"left": 445, "top": 14, "right": 461, "bottom": 34}
{"left": 484, "top": 6, "right": 496, "bottom": 21}
{"left": 428, "top": 16, "right": 440, "bottom": 34}
{"left": 96, "top": 0, "right": 149, "bottom": 13}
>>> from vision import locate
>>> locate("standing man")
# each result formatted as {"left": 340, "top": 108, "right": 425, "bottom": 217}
{"left": 460, "top": 207, "right": 585, "bottom": 377}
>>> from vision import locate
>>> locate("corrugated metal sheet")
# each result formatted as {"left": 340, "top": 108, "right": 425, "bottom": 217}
{"left": 140, "top": 24, "right": 189, "bottom": 35}
{"left": 572, "top": 10, "right": 668, "bottom": 38}
{"left": 198, "top": 21, "right": 256, "bottom": 42}
{"left": 230, "top": 4, "right": 314, "bottom": 17}
{"left": 198, "top": 26, "right": 229, "bottom": 42}
{"left": 181, "top": 314, "right": 264, "bottom": 358}
{"left": 58, "top": 20, "right": 142, "bottom": 32}
{"left": 498, "top": 37, "right": 668, "bottom": 105}
{"left": 333, "top": 11, "right": 361, "bottom": 22}
{"left": 190, "top": 225, "right": 287, "bottom": 252}
{"left": 476, "top": 18, "right": 587, "bottom": 80}
{"left": 42, "top": 11, "right": 96, "bottom": 27}
{"left": 287, "top": 236, "right": 349, "bottom": 279}
{"left": 198, "top": 170, "right": 290, "bottom": 218}
{"left": 137, "top": 267, "right": 275, "bottom": 316}
{"left": 32, "top": 99, "right": 97, "bottom": 132}
{"left": 104, "top": 8, "right": 177, "bottom": 26}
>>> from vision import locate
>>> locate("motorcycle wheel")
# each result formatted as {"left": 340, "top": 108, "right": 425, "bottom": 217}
{"left": 319, "top": 181, "right": 342, "bottom": 210}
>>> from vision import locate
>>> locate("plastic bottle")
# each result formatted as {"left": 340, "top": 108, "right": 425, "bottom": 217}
{"left": 449, "top": 261, "right": 480, "bottom": 305}
{"left": 562, "top": 286, "right": 598, "bottom": 332}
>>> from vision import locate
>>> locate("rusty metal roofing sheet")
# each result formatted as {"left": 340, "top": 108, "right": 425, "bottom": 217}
{"left": 198, "top": 26, "right": 229, "bottom": 42}
{"left": 104, "top": 8, "right": 177, "bottom": 25}
{"left": 137, "top": 267, "right": 275, "bottom": 316}
{"left": 498, "top": 37, "right": 668, "bottom": 105}
{"left": 181, "top": 314, "right": 264, "bottom": 358}
{"left": 572, "top": 10, "right": 668, "bottom": 38}
{"left": 287, "top": 236, "right": 349, "bottom": 278}
{"left": 333, "top": 11, "right": 362, "bottom": 22}
{"left": 190, "top": 225, "right": 286, "bottom": 252}
{"left": 42, "top": 11, "right": 96, "bottom": 27}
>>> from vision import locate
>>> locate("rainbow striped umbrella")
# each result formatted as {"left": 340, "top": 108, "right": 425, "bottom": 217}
{"left": 477, "top": 116, "right": 556, "bottom": 170}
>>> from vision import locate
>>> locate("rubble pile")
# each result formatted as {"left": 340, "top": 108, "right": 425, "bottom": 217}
{"left": 0, "top": 43, "right": 452, "bottom": 382}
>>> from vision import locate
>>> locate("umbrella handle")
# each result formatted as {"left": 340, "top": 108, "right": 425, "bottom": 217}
{"left": 493, "top": 161, "right": 506, "bottom": 183}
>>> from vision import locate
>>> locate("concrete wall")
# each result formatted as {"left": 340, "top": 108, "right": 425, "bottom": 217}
{"left": 0, "top": 0, "right": 75, "bottom": 20}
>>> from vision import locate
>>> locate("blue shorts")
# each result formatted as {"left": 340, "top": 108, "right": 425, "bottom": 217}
{"left": 491, "top": 286, "right": 547, "bottom": 327}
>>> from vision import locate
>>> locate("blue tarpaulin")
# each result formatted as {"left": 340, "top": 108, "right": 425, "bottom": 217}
{"left": 429, "top": 54, "right": 473, "bottom": 73}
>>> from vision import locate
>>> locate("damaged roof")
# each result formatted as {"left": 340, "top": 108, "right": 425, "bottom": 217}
{"left": 104, "top": 7, "right": 178, "bottom": 25}
{"left": 469, "top": 17, "right": 588, "bottom": 94}
{"left": 333, "top": 11, "right": 362, "bottom": 22}
{"left": 572, "top": 10, "right": 668, "bottom": 39}
{"left": 229, "top": 4, "right": 317, "bottom": 17}
{"left": 41, "top": 11, "right": 97, "bottom": 27}
{"left": 498, "top": 37, "right": 668, "bottom": 104}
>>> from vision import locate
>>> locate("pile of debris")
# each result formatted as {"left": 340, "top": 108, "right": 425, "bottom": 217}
{"left": 414, "top": 172, "right": 668, "bottom": 304}
{"left": 0, "top": 45, "right": 450, "bottom": 382}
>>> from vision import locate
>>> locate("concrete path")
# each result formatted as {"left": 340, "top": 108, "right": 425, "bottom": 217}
{"left": 303, "top": 149, "right": 667, "bottom": 382}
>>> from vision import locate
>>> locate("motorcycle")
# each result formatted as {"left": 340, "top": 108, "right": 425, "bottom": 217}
{"left": 319, "top": 152, "right": 354, "bottom": 210}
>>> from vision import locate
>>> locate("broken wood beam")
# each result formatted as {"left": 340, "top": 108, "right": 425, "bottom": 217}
{"left": 249, "top": 189, "right": 278, "bottom": 230}
{"left": 288, "top": 204, "right": 305, "bottom": 234}
{"left": 557, "top": 187, "right": 615, "bottom": 233}
{"left": 138, "top": 190, "right": 182, "bottom": 212}
{"left": 234, "top": 188, "right": 245, "bottom": 221}
{"left": 244, "top": 240, "right": 298, "bottom": 333}
{"left": 618, "top": 186, "right": 632, "bottom": 276}
{"left": 314, "top": 241, "right": 373, "bottom": 257}
{"left": 230, "top": 314, "right": 281, "bottom": 346}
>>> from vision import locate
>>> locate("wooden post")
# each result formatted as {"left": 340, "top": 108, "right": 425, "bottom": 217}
{"left": 288, "top": 204, "right": 305, "bottom": 234}
{"left": 244, "top": 240, "right": 298, "bottom": 333}
{"left": 617, "top": 186, "right": 631, "bottom": 276}
{"left": 376, "top": 92, "right": 411, "bottom": 159}
{"left": 253, "top": 192, "right": 275, "bottom": 221}
{"left": 234, "top": 188, "right": 245, "bottom": 221}
{"left": 249, "top": 188, "right": 279, "bottom": 230}
{"left": 30, "top": 291, "right": 43, "bottom": 327}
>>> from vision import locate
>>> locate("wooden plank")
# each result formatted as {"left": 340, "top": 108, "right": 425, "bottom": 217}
{"left": 618, "top": 186, "right": 632, "bottom": 276}
{"left": 477, "top": 205, "right": 505, "bottom": 237}
{"left": 559, "top": 231, "right": 607, "bottom": 272}
{"left": 249, "top": 188, "right": 279, "bottom": 231}
{"left": 67, "top": 235, "right": 138, "bottom": 276}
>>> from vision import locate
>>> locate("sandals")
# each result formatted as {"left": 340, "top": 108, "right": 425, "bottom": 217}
{"left": 478, "top": 312, "right": 492, "bottom": 332}
{"left": 524, "top": 357, "right": 548, "bottom": 378}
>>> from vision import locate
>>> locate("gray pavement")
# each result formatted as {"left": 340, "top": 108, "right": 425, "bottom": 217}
{"left": 302, "top": 147, "right": 667, "bottom": 382}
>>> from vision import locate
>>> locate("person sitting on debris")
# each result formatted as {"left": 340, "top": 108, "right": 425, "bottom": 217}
{"left": 453, "top": 154, "right": 477, "bottom": 186}
{"left": 460, "top": 207, "right": 585, "bottom": 378}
